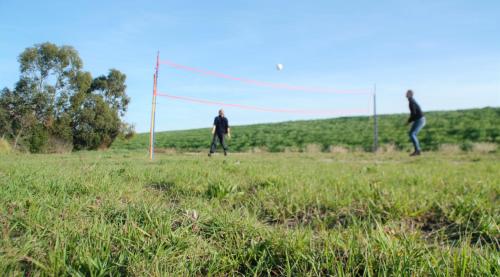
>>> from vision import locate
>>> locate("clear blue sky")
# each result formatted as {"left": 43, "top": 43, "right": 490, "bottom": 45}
{"left": 1, "top": 0, "right": 499, "bottom": 132}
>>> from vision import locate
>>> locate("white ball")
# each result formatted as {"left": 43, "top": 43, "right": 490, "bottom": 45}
{"left": 276, "top": 64, "right": 284, "bottom": 71}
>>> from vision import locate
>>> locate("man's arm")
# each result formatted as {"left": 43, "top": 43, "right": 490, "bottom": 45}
{"left": 408, "top": 100, "right": 416, "bottom": 123}
{"left": 212, "top": 117, "right": 217, "bottom": 134}
{"left": 225, "top": 118, "right": 231, "bottom": 138}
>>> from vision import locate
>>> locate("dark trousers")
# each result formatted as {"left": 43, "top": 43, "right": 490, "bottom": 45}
{"left": 210, "top": 133, "right": 227, "bottom": 153}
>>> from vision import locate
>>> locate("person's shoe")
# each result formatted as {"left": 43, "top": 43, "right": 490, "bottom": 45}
{"left": 410, "top": 150, "right": 421, "bottom": 156}
{"left": 224, "top": 151, "right": 227, "bottom": 156}
{"left": 208, "top": 153, "right": 212, "bottom": 157}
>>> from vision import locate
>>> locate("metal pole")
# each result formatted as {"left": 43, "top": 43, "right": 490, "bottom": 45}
{"left": 373, "top": 84, "right": 378, "bottom": 152}
{"left": 149, "top": 51, "right": 160, "bottom": 160}
{"left": 149, "top": 74, "right": 156, "bottom": 160}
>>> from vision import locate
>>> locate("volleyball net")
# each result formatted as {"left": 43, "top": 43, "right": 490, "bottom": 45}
{"left": 149, "top": 52, "right": 376, "bottom": 159}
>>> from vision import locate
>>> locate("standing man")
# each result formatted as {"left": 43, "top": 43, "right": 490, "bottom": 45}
{"left": 209, "top": 109, "right": 231, "bottom": 157}
{"left": 406, "top": 90, "right": 426, "bottom": 156}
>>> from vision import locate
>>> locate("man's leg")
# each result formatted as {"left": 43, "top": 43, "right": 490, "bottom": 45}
{"left": 209, "top": 134, "right": 218, "bottom": 155}
{"left": 409, "top": 123, "right": 419, "bottom": 152}
{"left": 219, "top": 134, "right": 228, "bottom": 155}
{"left": 409, "top": 117, "right": 425, "bottom": 154}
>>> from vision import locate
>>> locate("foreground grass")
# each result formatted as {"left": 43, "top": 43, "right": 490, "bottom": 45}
{"left": 0, "top": 151, "right": 499, "bottom": 275}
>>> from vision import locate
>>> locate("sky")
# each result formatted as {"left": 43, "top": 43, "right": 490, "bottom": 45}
{"left": 1, "top": 0, "right": 499, "bottom": 132}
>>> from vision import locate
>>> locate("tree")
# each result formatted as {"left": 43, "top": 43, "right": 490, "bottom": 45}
{"left": 0, "top": 90, "right": 12, "bottom": 139}
{"left": 0, "top": 86, "right": 39, "bottom": 149}
{"left": 18, "top": 42, "right": 82, "bottom": 122}
{"left": 1, "top": 42, "right": 132, "bottom": 152}
{"left": 90, "top": 69, "right": 130, "bottom": 116}
{"left": 72, "top": 94, "right": 121, "bottom": 150}
{"left": 70, "top": 69, "right": 129, "bottom": 150}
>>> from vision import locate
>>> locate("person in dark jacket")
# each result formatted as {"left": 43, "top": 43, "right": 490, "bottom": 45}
{"left": 208, "top": 109, "right": 231, "bottom": 157}
{"left": 406, "top": 90, "right": 425, "bottom": 156}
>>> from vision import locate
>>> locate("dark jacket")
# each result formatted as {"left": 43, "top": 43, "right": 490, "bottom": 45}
{"left": 408, "top": 97, "right": 424, "bottom": 123}
{"left": 213, "top": 116, "right": 229, "bottom": 135}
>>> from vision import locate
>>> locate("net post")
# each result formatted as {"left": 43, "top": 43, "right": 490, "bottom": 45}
{"left": 149, "top": 51, "right": 160, "bottom": 160}
{"left": 373, "top": 84, "right": 378, "bottom": 153}
{"left": 149, "top": 73, "right": 156, "bottom": 160}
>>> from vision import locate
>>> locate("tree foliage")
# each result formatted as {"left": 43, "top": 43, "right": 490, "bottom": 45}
{"left": 72, "top": 94, "right": 121, "bottom": 150}
{"left": 91, "top": 69, "right": 130, "bottom": 116}
{"left": 0, "top": 42, "right": 132, "bottom": 152}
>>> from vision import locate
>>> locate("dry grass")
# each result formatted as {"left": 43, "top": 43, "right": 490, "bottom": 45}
{"left": 374, "top": 144, "right": 399, "bottom": 154}
{"left": 244, "top": 147, "right": 263, "bottom": 153}
{"left": 45, "top": 137, "right": 73, "bottom": 153}
{"left": 0, "top": 138, "right": 11, "bottom": 154}
{"left": 472, "top": 142, "right": 497, "bottom": 153}
{"left": 284, "top": 146, "right": 301, "bottom": 153}
{"left": 439, "top": 144, "right": 462, "bottom": 154}
{"left": 328, "top": 145, "right": 350, "bottom": 153}
{"left": 304, "top": 143, "right": 322, "bottom": 153}
{"left": 154, "top": 147, "right": 177, "bottom": 154}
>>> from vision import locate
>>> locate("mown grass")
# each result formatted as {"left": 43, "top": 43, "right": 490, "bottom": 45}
{"left": 0, "top": 151, "right": 499, "bottom": 275}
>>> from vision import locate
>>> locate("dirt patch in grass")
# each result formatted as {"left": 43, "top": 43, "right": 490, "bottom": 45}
{"left": 246, "top": 177, "right": 285, "bottom": 195}
{"left": 414, "top": 210, "right": 455, "bottom": 238}
{"left": 19, "top": 257, "right": 35, "bottom": 276}
{"left": 412, "top": 206, "right": 499, "bottom": 248}
{"left": 258, "top": 203, "right": 372, "bottom": 230}
{"left": 146, "top": 181, "right": 176, "bottom": 192}
{"left": 103, "top": 208, "right": 128, "bottom": 226}
{"left": 145, "top": 181, "right": 194, "bottom": 209}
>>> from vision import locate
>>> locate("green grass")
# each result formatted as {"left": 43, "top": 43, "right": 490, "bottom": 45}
{"left": 1, "top": 150, "right": 499, "bottom": 275}
{"left": 112, "top": 107, "right": 500, "bottom": 152}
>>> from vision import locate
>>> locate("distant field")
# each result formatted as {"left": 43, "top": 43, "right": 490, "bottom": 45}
{"left": 112, "top": 107, "right": 500, "bottom": 152}
{"left": 1, "top": 151, "right": 498, "bottom": 275}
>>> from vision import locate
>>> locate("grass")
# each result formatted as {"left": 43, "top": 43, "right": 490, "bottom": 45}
{"left": 0, "top": 150, "right": 499, "bottom": 275}
{"left": 112, "top": 107, "right": 500, "bottom": 152}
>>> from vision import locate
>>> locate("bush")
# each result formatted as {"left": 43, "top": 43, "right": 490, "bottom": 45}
{"left": 45, "top": 136, "right": 73, "bottom": 153}
{"left": 460, "top": 141, "right": 473, "bottom": 152}
{"left": 120, "top": 122, "right": 136, "bottom": 140}
{"left": 28, "top": 124, "right": 49, "bottom": 153}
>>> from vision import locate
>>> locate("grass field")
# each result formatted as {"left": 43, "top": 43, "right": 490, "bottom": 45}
{"left": 1, "top": 150, "right": 499, "bottom": 275}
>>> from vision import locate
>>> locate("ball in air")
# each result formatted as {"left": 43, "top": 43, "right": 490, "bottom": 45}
{"left": 276, "top": 64, "right": 284, "bottom": 71}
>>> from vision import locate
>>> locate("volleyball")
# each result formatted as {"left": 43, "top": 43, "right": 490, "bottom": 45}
{"left": 276, "top": 64, "right": 284, "bottom": 71}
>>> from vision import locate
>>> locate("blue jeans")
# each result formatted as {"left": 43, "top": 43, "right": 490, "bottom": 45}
{"left": 409, "top": 117, "right": 426, "bottom": 151}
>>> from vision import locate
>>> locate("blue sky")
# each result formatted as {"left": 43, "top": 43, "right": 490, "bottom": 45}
{"left": 1, "top": 0, "right": 499, "bottom": 132}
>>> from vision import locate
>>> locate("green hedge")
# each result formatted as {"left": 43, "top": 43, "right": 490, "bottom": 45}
{"left": 112, "top": 107, "right": 500, "bottom": 152}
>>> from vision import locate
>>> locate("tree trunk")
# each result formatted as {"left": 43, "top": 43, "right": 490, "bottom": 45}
{"left": 13, "top": 129, "right": 23, "bottom": 149}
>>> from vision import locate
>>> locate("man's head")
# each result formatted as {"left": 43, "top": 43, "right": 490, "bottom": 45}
{"left": 406, "top": 90, "right": 414, "bottom": 99}
{"left": 218, "top": 109, "right": 225, "bottom": 117}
